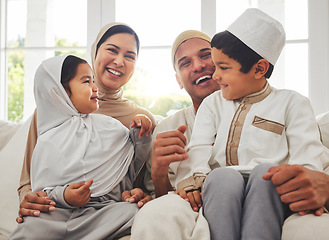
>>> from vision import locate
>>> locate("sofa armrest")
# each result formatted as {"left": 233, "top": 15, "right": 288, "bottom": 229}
{"left": 0, "top": 116, "right": 32, "bottom": 238}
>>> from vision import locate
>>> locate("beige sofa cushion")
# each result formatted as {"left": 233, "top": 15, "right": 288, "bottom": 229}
{"left": 0, "top": 117, "right": 31, "bottom": 238}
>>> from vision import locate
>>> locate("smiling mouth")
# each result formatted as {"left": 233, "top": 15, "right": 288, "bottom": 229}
{"left": 106, "top": 68, "right": 122, "bottom": 76}
{"left": 195, "top": 75, "right": 212, "bottom": 85}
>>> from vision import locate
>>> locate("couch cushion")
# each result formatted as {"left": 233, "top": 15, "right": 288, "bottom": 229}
{"left": 0, "top": 117, "right": 31, "bottom": 238}
{"left": 0, "top": 120, "right": 22, "bottom": 151}
{"left": 317, "top": 111, "right": 329, "bottom": 149}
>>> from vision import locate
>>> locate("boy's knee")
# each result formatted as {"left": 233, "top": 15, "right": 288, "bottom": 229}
{"left": 251, "top": 163, "right": 276, "bottom": 177}
{"left": 204, "top": 167, "right": 243, "bottom": 188}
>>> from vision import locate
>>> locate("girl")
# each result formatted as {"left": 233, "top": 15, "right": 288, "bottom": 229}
{"left": 18, "top": 23, "right": 156, "bottom": 220}
{"left": 10, "top": 55, "right": 152, "bottom": 240}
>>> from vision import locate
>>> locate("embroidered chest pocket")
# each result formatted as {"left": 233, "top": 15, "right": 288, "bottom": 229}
{"left": 252, "top": 116, "right": 285, "bottom": 135}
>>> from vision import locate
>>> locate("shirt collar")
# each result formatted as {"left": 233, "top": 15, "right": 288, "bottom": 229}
{"left": 236, "top": 81, "right": 272, "bottom": 104}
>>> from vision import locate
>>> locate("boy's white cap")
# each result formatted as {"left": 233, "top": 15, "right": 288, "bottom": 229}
{"left": 226, "top": 8, "right": 286, "bottom": 65}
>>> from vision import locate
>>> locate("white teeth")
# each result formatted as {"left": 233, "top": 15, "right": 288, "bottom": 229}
{"left": 196, "top": 75, "right": 211, "bottom": 85}
{"left": 108, "top": 68, "right": 121, "bottom": 76}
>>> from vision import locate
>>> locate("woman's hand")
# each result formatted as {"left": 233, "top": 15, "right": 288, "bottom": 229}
{"left": 16, "top": 191, "right": 56, "bottom": 223}
{"left": 176, "top": 189, "right": 202, "bottom": 212}
{"left": 64, "top": 179, "right": 93, "bottom": 207}
{"left": 122, "top": 188, "right": 153, "bottom": 208}
{"left": 131, "top": 114, "right": 152, "bottom": 138}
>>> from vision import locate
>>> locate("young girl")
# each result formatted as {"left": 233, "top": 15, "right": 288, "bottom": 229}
{"left": 9, "top": 55, "right": 152, "bottom": 240}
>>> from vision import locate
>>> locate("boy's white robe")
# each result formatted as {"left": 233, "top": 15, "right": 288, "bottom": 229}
{"left": 176, "top": 83, "right": 324, "bottom": 190}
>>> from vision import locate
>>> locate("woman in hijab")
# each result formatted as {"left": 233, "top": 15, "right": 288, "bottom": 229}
{"left": 10, "top": 54, "right": 152, "bottom": 240}
{"left": 17, "top": 23, "right": 155, "bottom": 222}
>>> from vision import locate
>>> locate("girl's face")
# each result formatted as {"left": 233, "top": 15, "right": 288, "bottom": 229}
{"left": 211, "top": 48, "right": 263, "bottom": 100}
{"left": 68, "top": 63, "right": 99, "bottom": 114}
{"left": 94, "top": 33, "right": 137, "bottom": 90}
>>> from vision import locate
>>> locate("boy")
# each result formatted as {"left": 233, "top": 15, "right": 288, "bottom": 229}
{"left": 175, "top": 8, "right": 324, "bottom": 240}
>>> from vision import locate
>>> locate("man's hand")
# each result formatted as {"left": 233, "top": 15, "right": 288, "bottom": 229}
{"left": 263, "top": 164, "right": 329, "bottom": 216}
{"left": 122, "top": 188, "right": 153, "bottom": 207}
{"left": 151, "top": 125, "right": 189, "bottom": 197}
{"left": 176, "top": 188, "right": 202, "bottom": 212}
{"left": 64, "top": 179, "right": 93, "bottom": 207}
{"left": 17, "top": 191, "right": 56, "bottom": 223}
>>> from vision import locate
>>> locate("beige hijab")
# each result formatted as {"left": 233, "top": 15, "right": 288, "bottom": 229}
{"left": 91, "top": 23, "right": 156, "bottom": 129}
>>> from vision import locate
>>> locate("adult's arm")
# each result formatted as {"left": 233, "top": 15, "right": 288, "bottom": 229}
{"left": 151, "top": 125, "right": 188, "bottom": 197}
{"left": 263, "top": 164, "right": 329, "bottom": 215}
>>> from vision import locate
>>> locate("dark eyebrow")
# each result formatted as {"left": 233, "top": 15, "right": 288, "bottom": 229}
{"left": 177, "top": 47, "right": 211, "bottom": 65}
{"left": 199, "top": 47, "right": 211, "bottom": 53}
{"left": 107, "top": 44, "right": 137, "bottom": 56}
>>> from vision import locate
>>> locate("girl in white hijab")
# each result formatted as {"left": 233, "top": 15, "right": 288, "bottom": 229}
{"left": 17, "top": 23, "right": 156, "bottom": 222}
{"left": 9, "top": 55, "right": 152, "bottom": 240}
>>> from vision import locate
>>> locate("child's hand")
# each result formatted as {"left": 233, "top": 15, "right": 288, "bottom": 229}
{"left": 122, "top": 188, "right": 153, "bottom": 208}
{"left": 176, "top": 189, "right": 202, "bottom": 212}
{"left": 64, "top": 179, "right": 93, "bottom": 207}
{"left": 130, "top": 114, "right": 152, "bottom": 138}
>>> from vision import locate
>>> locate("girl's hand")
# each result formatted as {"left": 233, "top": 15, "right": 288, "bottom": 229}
{"left": 64, "top": 179, "right": 93, "bottom": 207}
{"left": 131, "top": 114, "right": 152, "bottom": 138}
{"left": 176, "top": 189, "right": 202, "bottom": 212}
{"left": 122, "top": 188, "right": 153, "bottom": 208}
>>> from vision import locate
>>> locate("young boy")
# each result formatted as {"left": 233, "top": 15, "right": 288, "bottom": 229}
{"left": 175, "top": 8, "right": 324, "bottom": 240}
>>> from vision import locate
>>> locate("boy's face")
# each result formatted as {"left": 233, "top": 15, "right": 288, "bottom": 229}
{"left": 211, "top": 48, "right": 264, "bottom": 100}
{"left": 175, "top": 38, "right": 220, "bottom": 106}
{"left": 68, "top": 63, "right": 99, "bottom": 114}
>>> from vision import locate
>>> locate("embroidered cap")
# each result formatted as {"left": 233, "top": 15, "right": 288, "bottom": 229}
{"left": 171, "top": 30, "right": 211, "bottom": 69}
{"left": 226, "top": 8, "right": 286, "bottom": 65}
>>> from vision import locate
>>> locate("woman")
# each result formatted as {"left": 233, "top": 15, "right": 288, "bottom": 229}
{"left": 17, "top": 23, "right": 155, "bottom": 225}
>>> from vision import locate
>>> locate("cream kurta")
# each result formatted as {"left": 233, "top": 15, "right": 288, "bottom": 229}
{"left": 144, "top": 105, "right": 195, "bottom": 192}
{"left": 176, "top": 83, "right": 324, "bottom": 190}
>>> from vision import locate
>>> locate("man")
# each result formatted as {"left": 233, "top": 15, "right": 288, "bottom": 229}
{"left": 130, "top": 30, "right": 220, "bottom": 240}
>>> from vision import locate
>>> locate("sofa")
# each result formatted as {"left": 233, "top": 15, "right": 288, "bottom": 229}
{"left": 1, "top": 112, "right": 329, "bottom": 240}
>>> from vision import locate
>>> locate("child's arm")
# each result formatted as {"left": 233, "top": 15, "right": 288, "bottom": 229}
{"left": 64, "top": 179, "right": 93, "bottom": 207}
{"left": 131, "top": 114, "right": 152, "bottom": 138}
{"left": 177, "top": 188, "right": 202, "bottom": 212}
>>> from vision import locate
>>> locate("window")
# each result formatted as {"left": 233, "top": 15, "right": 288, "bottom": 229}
{"left": 1, "top": 0, "right": 329, "bottom": 121}
{"left": 0, "top": 0, "right": 87, "bottom": 121}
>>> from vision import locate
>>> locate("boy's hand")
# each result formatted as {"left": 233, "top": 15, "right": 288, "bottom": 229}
{"left": 64, "top": 179, "right": 93, "bottom": 207}
{"left": 177, "top": 189, "right": 202, "bottom": 212}
{"left": 131, "top": 114, "right": 152, "bottom": 138}
{"left": 122, "top": 188, "right": 153, "bottom": 208}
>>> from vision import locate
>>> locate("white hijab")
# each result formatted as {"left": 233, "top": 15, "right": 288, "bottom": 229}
{"left": 31, "top": 55, "right": 134, "bottom": 197}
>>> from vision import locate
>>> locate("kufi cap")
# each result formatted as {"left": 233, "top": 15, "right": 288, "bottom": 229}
{"left": 171, "top": 30, "right": 211, "bottom": 69}
{"left": 226, "top": 8, "right": 286, "bottom": 65}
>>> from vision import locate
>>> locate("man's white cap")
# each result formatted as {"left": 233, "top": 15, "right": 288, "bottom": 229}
{"left": 226, "top": 8, "right": 286, "bottom": 65}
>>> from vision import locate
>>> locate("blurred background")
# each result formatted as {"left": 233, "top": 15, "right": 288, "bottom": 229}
{"left": 0, "top": 0, "right": 328, "bottom": 122}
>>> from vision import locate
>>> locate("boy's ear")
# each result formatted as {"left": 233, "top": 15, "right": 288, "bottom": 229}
{"left": 176, "top": 74, "right": 184, "bottom": 89}
{"left": 254, "top": 59, "right": 269, "bottom": 79}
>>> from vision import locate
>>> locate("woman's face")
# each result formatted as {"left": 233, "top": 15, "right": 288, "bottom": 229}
{"left": 94, "top": 32, "right": 137, "bottom": 90}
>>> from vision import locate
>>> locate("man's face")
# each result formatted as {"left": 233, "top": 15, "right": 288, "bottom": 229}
{"left": 174, "top": 38, "right": 220, "bottom": 107}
